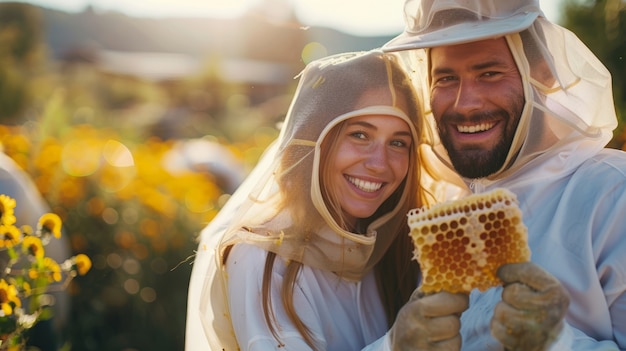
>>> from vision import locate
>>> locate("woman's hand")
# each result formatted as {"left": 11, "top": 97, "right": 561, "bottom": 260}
{"left": 389, "top": 289, "right": 469, "bottom": 350}
{"left": 492, "top": 262, "right": 570, "bottom": 351}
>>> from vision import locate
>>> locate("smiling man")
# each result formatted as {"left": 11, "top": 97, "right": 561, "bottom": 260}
{"left": 429, "top": 38, "right": 525, "bottom": 179}
{"left": 382, "top": 0, "right": 626, "bottom": 350}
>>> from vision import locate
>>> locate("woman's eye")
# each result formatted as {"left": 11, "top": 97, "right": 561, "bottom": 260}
{"left": 391, "top": 139, "right": 409, "bottom": 148}
{"left": 350, "top": 131, "right": 367, "bottom": 139}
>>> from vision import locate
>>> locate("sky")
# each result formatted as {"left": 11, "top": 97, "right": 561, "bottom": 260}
{"left": 7, "top": 0, "right": 563, "bottom": 36}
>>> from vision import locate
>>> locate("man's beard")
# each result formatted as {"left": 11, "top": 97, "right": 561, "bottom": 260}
{"left": 438, "top": 110, "right": 516, "bottom": 179}
{"left": 442, "top": 135, "right": 511, "bottom": 179}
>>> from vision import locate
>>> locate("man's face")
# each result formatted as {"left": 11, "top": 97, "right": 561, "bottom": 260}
{"left": 429, "top": 37, "right": 525, "bottom": 179}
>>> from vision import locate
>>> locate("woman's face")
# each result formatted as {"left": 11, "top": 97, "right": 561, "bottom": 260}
{"left": 329, "top": 114, "right": 412, "bottom": 226}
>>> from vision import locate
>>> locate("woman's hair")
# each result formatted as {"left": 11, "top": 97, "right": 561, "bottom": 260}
{"left": 258, "top": 53, "right": 424, "bottom": 349}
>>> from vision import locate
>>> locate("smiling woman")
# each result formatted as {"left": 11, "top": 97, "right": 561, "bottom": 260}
{"left": 185, "top": 49, "right": 444, "bottom": 351}
{"left": 329, "top": 114, "right": 412, "bottom": 227}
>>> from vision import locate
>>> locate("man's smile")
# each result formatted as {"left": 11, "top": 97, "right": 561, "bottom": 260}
{"left": 456, "top": 121, "right": 496, "bottom": 134}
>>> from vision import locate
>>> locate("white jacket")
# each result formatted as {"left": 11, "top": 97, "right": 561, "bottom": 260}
{"left": 459, "top": 148, "right": 626, "bottom": 350}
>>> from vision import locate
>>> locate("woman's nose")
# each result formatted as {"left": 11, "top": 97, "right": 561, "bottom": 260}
{"left": 364, "top": 144, "right": 388, "bottom": 172}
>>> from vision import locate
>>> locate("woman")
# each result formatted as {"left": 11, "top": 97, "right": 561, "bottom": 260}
{"left": 188, "top": 49, "right": 441, "bottom": 350}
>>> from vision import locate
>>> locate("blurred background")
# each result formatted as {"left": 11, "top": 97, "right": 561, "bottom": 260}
{"left": 0, "top": 0, "right": 623, "bottom": 350}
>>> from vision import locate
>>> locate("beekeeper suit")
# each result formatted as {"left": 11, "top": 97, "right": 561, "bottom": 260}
{"left": 382, "top": 0, "right": 626, "bottom": 350}
{"left": 184, "top": 49, "right": 458, "bottom": 350}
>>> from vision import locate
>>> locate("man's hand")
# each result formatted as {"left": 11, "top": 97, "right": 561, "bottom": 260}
{"left": 389, "top": 289, "right": 468, "bottom": 350}
{"left": 492, "top": 262, "right": 570, "bottom": 351}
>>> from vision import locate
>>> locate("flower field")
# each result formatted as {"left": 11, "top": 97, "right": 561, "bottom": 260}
{"left": 0, "top": 122, "right": 277, "bottom": 350}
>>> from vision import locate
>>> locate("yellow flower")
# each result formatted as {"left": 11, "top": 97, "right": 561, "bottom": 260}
{"left": 0, "top": 225, "right": 22, "bottom": 249}
{"left": 37, "top": 213, "right": 62, "bottom": 239}
{"left": 0, "top": 194, "right": 16, "bottom": 226}
{"left": 21, "top": 224, "right": 33, "bottom": 236}
{"left": 0, "top": 279, "right": 21, "bottom": 315}
{"left": 28, "top": 258, "right": 61, "bottom": 282}
{"left": 22, "top": 282, "right": 31, "bottom": 295}
{"left": 22, "top": 236, "right": 44, "bottom": 259}
{"left": 43, "top": 257, "right": 62, "bottom": 282}
{"left": 75, "top": 254, "right": 92, "bottom": 276}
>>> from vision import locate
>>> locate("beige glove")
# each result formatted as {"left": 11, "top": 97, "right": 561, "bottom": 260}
{"left": 389, "top": 289, "right": 469, "bottom": 351}
{"left": 492, "top": 262, "right": 570, "bottom": 351}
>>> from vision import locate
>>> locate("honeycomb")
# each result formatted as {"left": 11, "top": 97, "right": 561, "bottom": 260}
{"left": 407, "top": 188, "right": 531, "bottom": 294}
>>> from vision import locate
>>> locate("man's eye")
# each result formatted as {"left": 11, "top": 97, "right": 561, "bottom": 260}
{"left": 482, "top": 71, "right": 501, "bottom": 77}
{"left": 433, "top": 76, "right": 456, "bottom": 85}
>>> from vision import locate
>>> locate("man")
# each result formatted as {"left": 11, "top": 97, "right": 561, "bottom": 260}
{"left": 381, "top": 0, "right": 626, "bottom": 350}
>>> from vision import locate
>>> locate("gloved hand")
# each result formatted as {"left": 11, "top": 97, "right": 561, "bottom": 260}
{"left": 492, "top": 262, "right": 570, "bottom": 351}
{"left": 389, "top": 289, "right": 469, "bottom": 350}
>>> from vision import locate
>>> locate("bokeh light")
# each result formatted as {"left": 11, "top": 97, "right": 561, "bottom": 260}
{"left": 301, "top": 42, "right": 328, "bottom": 65}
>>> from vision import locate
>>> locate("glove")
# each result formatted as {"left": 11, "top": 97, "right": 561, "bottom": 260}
{"left": 389, "top": 289, "right": 469, "bottom": 351}
{"left": 492, "top": 262, "right": 570, "bottom": 351}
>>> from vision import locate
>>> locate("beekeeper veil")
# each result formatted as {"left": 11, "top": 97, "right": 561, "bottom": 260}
{"left": 215, "top": 49, "right": 430, "bottom": 281}
{"left": 189, "top": 49, "right": 435, "bottom": 350}
{"left": 383, "top": 0, "right": 617, "bottom": 180}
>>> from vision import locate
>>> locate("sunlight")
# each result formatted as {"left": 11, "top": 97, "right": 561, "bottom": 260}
{"left": 90, "top": 0, "right": 263, "bottom": 17}
{"left": 292, "top": 0, "right": 404, "bottom": 36}
{"left": 13, "top": 0, "right": 562, "bottom": 36}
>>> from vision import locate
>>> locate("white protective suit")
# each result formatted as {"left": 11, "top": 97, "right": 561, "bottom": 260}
{"left": 382, "top": 0, "right": 626, "bottom": 350}
{"left": 185, "top": 50, "right": 448, "bottom": 350}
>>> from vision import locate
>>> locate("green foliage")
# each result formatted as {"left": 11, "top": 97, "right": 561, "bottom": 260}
{"left": 0, "top": 3, "right": 46, "bottom": 124}
{"left": 561, "top": 0, "right": 626, "bottom": 139}
{"left": 0, "top": 4, "right": 283, "bottom": 350}
{"left": 0, "top": 64, "right": 28, "bottom": 123}
{"left": 0, "top": 1, "right": 622, "bottom": 350}
{"left": 0, "top": 2, "right": 42, "bottom": 62}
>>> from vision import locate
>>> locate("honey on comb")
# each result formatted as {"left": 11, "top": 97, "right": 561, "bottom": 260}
{"left": 407, "top": 188, "right": 530, "bottom": 294}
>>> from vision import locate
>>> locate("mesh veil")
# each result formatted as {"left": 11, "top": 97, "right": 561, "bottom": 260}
{"left": 383, "top": 0, "right": 617, "bottom": 180}
{"left": 214, "top": 49, "right": 428, "bottom": 281}
{"left": 194, "top": 49, "right": 435, "bottom": 350}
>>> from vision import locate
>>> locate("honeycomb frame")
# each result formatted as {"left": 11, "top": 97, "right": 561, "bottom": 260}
{"left": 407, "top": 188, "right": 531, "bottom": 294}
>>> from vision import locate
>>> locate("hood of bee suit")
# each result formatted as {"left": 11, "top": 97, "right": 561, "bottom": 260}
{"left": 382, "top": 0, "right": 617, "bottom": 182}
{"left": 217, "top": 49, "right": 423, "bottom": 281}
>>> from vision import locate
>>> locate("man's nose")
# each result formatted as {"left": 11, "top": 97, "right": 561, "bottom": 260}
{"left": 454, "top": 80, "right": 484, "bottom": 115}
